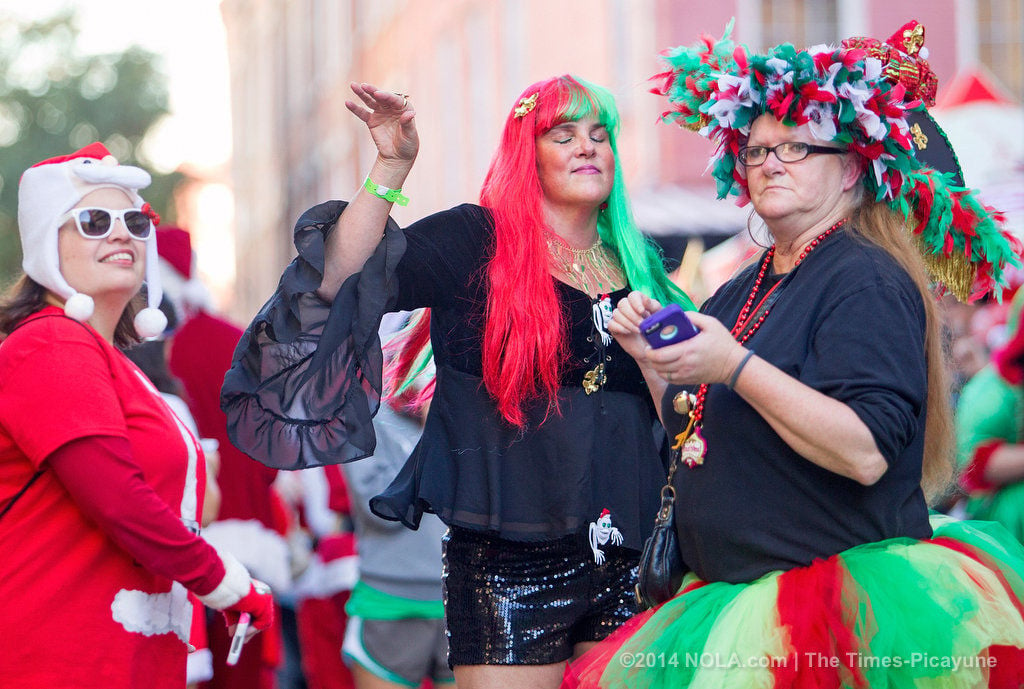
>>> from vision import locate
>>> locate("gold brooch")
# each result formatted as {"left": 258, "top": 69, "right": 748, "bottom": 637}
{"left": 910, "top": 122, "right": 928, "bottom": 149}
{"left": 514, "top": 93, "right": 538, "bottom": 119}
{"left": 903, "top": 23, "right": 925, "bottom": 55}
{"left": 582, "top": 364, "right": 606, "bottom": 395}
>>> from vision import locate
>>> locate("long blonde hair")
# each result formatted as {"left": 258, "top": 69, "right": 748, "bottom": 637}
{"left": 848, "top": 201, "right": 955, "bottom": 502}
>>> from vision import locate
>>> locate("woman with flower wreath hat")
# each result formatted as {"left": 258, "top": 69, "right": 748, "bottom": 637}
{"left": 566, "top": 20, "right": 1024, "bottom": 689}
{"left": 221, "top": 76, "right": 694, "bottom": 689}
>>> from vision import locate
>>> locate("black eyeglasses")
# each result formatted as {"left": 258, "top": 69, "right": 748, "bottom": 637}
{"left": 737, "top": 142, "right": 846, "bottom": 167}
{"left": 64, "top": 207, "right": 153, "bottom": 240}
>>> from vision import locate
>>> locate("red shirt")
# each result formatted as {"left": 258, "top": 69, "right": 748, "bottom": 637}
{"left": 0, "top": 308, "right": 216, "bottom": 688}
{"left": 169, "top": 310, "right": 278, "bottom": 525}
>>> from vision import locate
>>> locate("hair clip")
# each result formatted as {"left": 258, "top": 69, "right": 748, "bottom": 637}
{"left": 513, "top": 93, "right": 538, "bottom": 119}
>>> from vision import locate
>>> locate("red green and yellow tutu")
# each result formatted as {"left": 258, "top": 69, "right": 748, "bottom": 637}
{"left": 565, "top": 516, "right": 1024, "bottom": 688}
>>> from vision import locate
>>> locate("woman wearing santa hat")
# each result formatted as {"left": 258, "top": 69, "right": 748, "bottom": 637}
{"left": 0, "top": 143, "right": 273, "bottom": 689}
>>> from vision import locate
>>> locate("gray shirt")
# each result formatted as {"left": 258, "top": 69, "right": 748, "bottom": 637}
{"left": 342, "top": 403, "right": 446, "bottom": 601}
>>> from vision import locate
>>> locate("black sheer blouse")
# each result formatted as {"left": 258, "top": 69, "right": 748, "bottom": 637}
{"left": 223, "top": 201, "right": 668, "bottom": 550}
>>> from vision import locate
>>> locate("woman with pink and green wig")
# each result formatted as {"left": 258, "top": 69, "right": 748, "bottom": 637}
{"left": 222, "top": 75, "right": 694, "bottom": 689}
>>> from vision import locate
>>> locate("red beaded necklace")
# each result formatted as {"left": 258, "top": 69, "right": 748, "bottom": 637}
{"left": 678, "top": 218, "right": 846, "bottom": 468}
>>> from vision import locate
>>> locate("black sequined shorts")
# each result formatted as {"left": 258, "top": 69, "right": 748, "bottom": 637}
{"left": 442, "top": 526, "right": 639, "bottom": 666}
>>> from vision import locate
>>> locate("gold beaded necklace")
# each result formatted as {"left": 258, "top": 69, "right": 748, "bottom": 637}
{"left": 544, "top": 232, "right": 626, "bottom": 297}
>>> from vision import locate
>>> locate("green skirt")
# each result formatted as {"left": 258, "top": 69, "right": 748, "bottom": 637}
{"left": 565, "top": 516, "right": 1024, "bottom": 688}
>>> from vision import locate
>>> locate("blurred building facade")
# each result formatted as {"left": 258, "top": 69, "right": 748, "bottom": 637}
{"left": 220, "top": 0, "right": 1022, "bottom": 320}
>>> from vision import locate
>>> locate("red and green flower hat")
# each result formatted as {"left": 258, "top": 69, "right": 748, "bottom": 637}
{"left": 653, "top": 20, "right": 1021, "bottom": 302}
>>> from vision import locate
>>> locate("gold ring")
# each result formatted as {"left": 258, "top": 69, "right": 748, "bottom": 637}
{"left": 395, "top": 92, "right": 409, "bottom": 108}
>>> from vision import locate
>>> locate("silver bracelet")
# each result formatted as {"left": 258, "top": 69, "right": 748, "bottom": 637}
{"left": 727, "top": 349, "right": 756, "bottom": 390}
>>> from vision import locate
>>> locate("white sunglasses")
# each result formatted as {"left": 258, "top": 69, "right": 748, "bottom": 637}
{"left": 64, "top": 207, "right": 153, "bottom": 240}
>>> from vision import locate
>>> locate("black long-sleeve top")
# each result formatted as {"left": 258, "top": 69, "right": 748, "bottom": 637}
{"left": 662, "top": 229, "right": 933, "bottom": 584}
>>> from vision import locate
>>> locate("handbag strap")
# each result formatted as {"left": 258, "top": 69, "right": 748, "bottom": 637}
{"left": 654, "top": 267, "right": 795, "bottom": 519}
{"left": 653, "top": 412, "right": 697, "bottom": 523}
{"left": 735, "top": 267, "right": 795, "bottom": 342}
{"left": 665, "top": 413, "right": 696, "bottom": 485}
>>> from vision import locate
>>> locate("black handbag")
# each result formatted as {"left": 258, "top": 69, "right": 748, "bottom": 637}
{"left": 634, "top": 483, "right": 684, "bottom": 610}
{"left": 634, "top": 413, "right": 693, "bottom": 611}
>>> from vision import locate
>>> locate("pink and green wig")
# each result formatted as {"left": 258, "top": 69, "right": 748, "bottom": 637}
{"left": 389, "top": 76, "right": 695, "bottom": 427}
{"left": 477, "top": 75, "right": 694, "bottom": 426}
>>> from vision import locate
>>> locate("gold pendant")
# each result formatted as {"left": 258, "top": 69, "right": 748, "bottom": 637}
{"left": 681, "top": 425, "right": 707, "bottom": 467}
{"left": 582, "top": 363, "right": 606, "bottom": 395}
{"left": 672, "top": 391, "right": 696, "bottom": 416}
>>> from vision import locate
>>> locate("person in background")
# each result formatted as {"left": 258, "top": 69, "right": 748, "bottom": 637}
{"left": 957, "top": 288, "right": 1024, "bottom": 542}
{"left": 568, "top": 22, "right": 1024, "bottom": 688}
{"left": 123, "top": 300, "right": 224, "bottom": 687}
{"left": 0, "top": 143, "right": 273, "bottom": 689}
{"left": 155, "top": 225, "right": 289, "bottom": 689}
{"left": 340, "top": 311, "right": 452, "bottom": 689}
{"left": 222, "top": 75, "right": 694, "bottom": 689}
{"left": 283, "top": 462, "right": 357, "bottom": 689}
{"left": 940, "top": 294, "right": 990, "bottom": 403}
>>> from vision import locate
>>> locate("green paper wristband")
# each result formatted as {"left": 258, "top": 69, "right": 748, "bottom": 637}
{"left": 364, "top": 177, "right": 409, "bottom": 206}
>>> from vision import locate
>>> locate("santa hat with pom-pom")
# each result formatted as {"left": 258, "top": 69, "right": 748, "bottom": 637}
{"left": 17, "top": 142, "right": 167, "bottom": 338}
{"left": 155, "top": 225, "right": 214, "bottom": 323}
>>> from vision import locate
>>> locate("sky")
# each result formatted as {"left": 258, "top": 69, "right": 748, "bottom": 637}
{"left": 2, "top": 0, "right": 233, "bottom": 172}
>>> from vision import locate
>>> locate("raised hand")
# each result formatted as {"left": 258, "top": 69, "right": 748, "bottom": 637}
{"left": 346, "top": 82, "right": 419, "bottom": 168}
